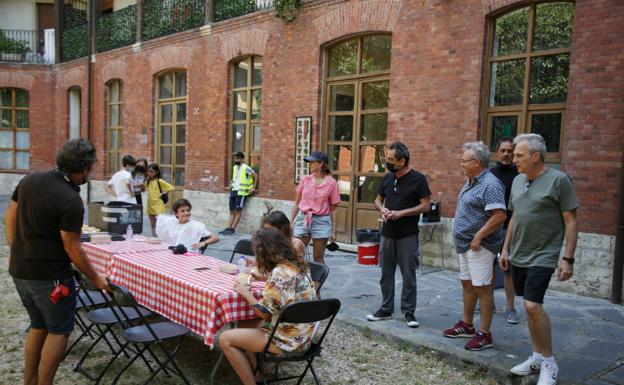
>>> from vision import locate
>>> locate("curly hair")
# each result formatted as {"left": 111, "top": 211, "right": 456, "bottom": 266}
{"left": 55, "top": 139, "right": 97, "bottom": 174}
{"left": 261, "top": 210, "right": 293, "bottom": 239}
{"left": 253, "top": 228, "right": 307, "bottom": 275}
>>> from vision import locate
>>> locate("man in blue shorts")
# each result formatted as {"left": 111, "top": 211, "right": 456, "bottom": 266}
{"left": 6, "top": 139, "right": 109, "bottom": 385}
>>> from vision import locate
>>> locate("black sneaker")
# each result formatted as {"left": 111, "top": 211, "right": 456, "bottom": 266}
{"left": 218, "top": 228, "right": 230, "bottom": 235}
{"left": 366, "top": 309, "right": 392, "bottom": 322}
{"left": 405, "top": 313, "right": 419, "bottom": 328}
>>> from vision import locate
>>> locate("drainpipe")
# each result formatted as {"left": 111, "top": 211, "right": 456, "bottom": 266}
{"left": 611, "top": 153, "right": 624, "bottom": 305}
{"left": 86, "top": 0, "right": 96, "bottom": 204}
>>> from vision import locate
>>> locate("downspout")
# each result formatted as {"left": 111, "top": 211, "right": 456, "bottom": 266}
{"left": 611, "top": 152, "right": 624, "bottom": 305}
{"left": 86, "top": 0, "right": 95, "bottom": 204}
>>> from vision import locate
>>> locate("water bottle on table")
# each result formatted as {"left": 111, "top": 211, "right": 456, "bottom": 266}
{"left": 237, "top": 256, "right": 251, "bottom": 286}
{"left": 125, "top": 224, "right": 133, "bottom": 241}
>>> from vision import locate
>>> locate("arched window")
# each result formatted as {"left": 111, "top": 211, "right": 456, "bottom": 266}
{"left": 229, "top": 55, "right": 262, "bottom": 171}
{"left": 0, "top": 88, "right": 30, "bottom": 170}
{"left": 105, "top": 79, "right": 123, "bottom": 174}
{"left": 156, "top": 70, "right": 186, "bottom": 187}
{"left": 484, "top": 2, "right": 574, "bottom": 161}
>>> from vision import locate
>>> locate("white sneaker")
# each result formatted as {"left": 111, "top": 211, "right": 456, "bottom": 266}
{"left": 537, "top": 362, "right": 558, "bottom": 385}
{"left": 511, "top": 355, "right": 542, "bottom": 376}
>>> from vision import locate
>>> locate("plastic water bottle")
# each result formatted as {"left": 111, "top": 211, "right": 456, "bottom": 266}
{"left": 126, "top": 224, "right": 133, "bottom": 241}
{"left": 237, "top": 256, "right": 247, "bottom": 274}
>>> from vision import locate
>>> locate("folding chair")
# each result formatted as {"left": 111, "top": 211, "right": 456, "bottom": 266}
{"left": 66, "top": 270, "right": 116, "bottom": 358}
{"left": 228, "top": 238, "right": 254, "bottom": 263}
{"left": 254, "top": 298, "right": 341, "bottom": 385}
{"left": 99, "top": 283, "right": 191, "bottom": 385}
{"left": 308, "top": 261, "right": 330, "bottom": 295}
{"left": 73, "top": 274, "right": 154, "bottom": 383}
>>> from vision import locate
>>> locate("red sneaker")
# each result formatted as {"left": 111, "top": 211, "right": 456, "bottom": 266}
{"left": 464, "top": 331, "right": 493, "bottom": 351}
{"left": 443, "top": 320, "right": 476, "bottom": 338}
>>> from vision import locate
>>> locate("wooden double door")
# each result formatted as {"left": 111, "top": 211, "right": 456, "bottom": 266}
{"left": 326, "top": 76, "right": 389, "bottom": 243}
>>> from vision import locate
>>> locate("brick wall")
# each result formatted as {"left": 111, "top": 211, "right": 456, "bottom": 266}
{"left": 1, "top": 0, "right": 623, "bottom": 297}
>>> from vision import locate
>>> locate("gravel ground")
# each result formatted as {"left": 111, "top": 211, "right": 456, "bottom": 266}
{"left": 0, "top": 216, "right": 499, "bottom": 385}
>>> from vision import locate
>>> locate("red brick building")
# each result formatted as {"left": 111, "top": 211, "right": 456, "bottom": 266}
{"left": 1, "top": 0, "right": 623, "bottom": 300}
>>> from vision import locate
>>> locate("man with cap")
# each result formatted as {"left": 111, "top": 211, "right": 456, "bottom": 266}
{"left": 291, "top": 151, "right": 341, "bottom": 264}
{"left": 367, "top": 141, "right": 431, "bottom": 328}
{"left": 220, "top": 152, "right": 258, "bottom": 235}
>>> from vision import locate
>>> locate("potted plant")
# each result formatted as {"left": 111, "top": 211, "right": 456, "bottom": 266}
{"left": 275, "top": 0, "right": 300, "bottom": 23}
{"left": 0, "top": 29, "right": 31, "bottom": 61}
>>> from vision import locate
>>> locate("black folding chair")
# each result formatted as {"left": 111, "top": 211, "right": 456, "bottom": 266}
{"left": 65, "top": 270, "right": 116, "bottom": 358}
{"left": 73, "top": 275, "right": 154, "bottom": 383}
{"left": 254, "top": 298, "right": 341, "bottom": 385}
{"left": 228, "top": 238, "right": 254, "bottom": 263}
{"left": 99, "top": 283, "right": 191, "bottom": 385}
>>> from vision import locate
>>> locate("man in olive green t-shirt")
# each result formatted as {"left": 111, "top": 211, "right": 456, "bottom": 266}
{"left": 499, "top": 134, "right": 578, "bottom": 385}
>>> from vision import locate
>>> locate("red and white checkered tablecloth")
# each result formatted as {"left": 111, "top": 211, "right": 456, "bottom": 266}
{"left": 82, "top": 240, "right": 171, "bottom": 275}
{"left": 110, "top": 250, "right": 264, "bottom": 348}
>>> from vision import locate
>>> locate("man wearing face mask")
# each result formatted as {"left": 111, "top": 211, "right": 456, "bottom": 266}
{"left": 220, "top": 152, "right": 258, "bottom": 235}
{"left": 105, "top": 154, "right": 137, "bottom": 204}
{"left": 6, "top": 139, "right": 109, "bottom": 385}
{"left": 367, "top": 141, "right": 431, "bottom": 328}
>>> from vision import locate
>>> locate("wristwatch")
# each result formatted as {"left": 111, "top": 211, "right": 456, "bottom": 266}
{"left": 562, "top": 257, "right": 575, "bottom": 265}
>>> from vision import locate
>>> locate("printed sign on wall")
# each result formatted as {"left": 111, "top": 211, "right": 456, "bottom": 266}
{"left": 294, "top": 116, "right": 312, "bottom": 184}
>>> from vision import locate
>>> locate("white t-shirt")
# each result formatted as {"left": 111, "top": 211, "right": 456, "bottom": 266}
{"left": 132, "top": 173, "right": 145, "bottom": 193}
{"left": 107, "top": 169, "right": 136, "bottom": 204}
{"left": 156, "top": 215, "right": 211, "bottom": 250}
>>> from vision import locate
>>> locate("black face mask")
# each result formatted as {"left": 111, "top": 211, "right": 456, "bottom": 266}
{"left": 234, "top": 161, "right": 242, "bottom": 166}
{"left": 386, "top": 162, "right": 397, "bottom": 173}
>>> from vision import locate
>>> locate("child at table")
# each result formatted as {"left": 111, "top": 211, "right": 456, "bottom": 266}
{"left": 156, "top": 198, "right": 219, "bottom": 252}
{"left": 261, "top": 210, "right": 305, "bottom": 258}
{"left": 219, "top": 228, "right": 316, "bottom": 385}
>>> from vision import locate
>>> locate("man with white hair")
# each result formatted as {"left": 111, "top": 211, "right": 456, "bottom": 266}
{"left": 443, "top": 141, "right": 506, "bottom": 351}
{"left": 500, "top": 134, "right": 578, "bottom": 385}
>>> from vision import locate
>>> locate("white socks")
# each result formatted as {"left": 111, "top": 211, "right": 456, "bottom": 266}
{"left": 542, "top": 355, "right": 557, "bottom": 367}
{"left": 532, "top": 352, "right": 544, "bottom": 361}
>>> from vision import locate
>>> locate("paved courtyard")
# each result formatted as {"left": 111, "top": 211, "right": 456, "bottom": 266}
{"left": 1, "top": 195, "right": 622, "bottom": 384}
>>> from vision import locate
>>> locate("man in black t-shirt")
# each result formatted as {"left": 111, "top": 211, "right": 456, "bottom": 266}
{"left": 489, "top": 137, "right": 519, "bottom": 324}
{"left": 366, "top": 141, "right": 431, "bottom": 328}
{"left": 6, "top": 139, "right": 109, "bottom": 385}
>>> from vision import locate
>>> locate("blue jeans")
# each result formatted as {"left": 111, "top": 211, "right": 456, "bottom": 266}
{"left": 13, "top": 277, "right": 76, "bottom": 334}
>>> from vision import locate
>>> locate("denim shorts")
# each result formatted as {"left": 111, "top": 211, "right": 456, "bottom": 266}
{"left": 13, "top": 277, "right": 76, "bottom": 334}
{"left": 293, "top": 210, "right": 332, "bottom": 239}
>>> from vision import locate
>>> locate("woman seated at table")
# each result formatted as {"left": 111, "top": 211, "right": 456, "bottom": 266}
{"left": 261, "top": 210, "right": 305, "bottom": 258}
{"left": 156, "top": 198, "right": 219, "bottom": 251}
{"left": 219, "top": 228, "right": 316, "bottom": 385}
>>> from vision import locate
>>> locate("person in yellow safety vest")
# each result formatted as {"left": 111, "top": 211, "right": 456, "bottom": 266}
{"left": 219, "top": 152, "right": 258, "bottom": 235}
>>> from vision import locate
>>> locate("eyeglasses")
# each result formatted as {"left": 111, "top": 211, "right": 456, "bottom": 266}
{"left": 393, "top": 178, "right": 399, "bottom": 193}
{"left": 461, "top": 158, "right": 477, "bottom": 164}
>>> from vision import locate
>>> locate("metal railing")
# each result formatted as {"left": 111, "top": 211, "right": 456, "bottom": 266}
{"left": 143, "top": 0, "right": 205, "bottom": 41}
{"left": 215, "top": 0, "right": 274, "bottom": 22}
{"left": 97, "top": 4, "right": 137, "bottom": 52}
{"left": 55, "top": 0, "right": 278, "bottom": 61}
{"left": 0, "top": 29, "right": 50, "bottom": 63}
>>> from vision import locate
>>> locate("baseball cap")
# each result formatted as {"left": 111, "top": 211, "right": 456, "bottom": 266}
{"left": 304, "top": 151, "right": 329, "bottom": 165}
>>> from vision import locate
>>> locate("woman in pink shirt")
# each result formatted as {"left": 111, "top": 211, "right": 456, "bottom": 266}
{"left": 290, "top": 151, "right": 341, "bottom": 264}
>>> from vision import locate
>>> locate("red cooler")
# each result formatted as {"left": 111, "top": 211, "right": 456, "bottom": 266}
{"left": 357, "top": 242, "right": 380, "bottom": 265}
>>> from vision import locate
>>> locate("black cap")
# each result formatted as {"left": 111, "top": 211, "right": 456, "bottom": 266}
{"left": 304, "top": 151, "right": 329, "bottom": 165}
{"left": 233, "top": 152, "right": 245, "bottom": 159}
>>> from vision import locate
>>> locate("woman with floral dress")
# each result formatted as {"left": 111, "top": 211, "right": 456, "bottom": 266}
{"left": 219, "top": 227, "right": 316, "bottom": 385}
